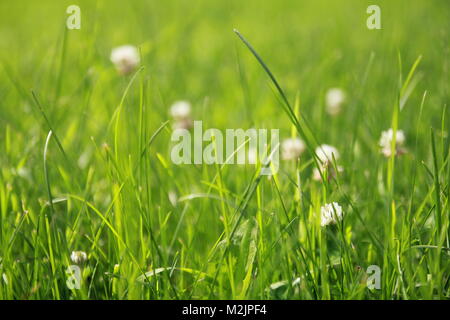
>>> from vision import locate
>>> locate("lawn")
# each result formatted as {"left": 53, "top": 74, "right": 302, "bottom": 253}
{"left": 0, "top": 0, "right": 449, "bottom": 299}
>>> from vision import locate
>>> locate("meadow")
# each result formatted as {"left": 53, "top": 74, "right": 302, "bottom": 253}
{"left": 0, "top": 0, "right": 449, "bottom": 300}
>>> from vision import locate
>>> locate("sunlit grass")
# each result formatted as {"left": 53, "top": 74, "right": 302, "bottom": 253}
{"left": 0, "top": 0, "right": 448, "bottom": 299}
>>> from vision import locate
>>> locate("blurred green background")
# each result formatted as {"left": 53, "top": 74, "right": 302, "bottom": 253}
{"left": 1, "top": 0, "right": 448, "bottom": 133}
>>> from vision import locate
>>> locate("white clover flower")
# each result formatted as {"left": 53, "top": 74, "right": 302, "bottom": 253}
{"left": 315, "top": 144, "right": 340, "bottom": 164}
{"left": 325, "top": 88, "right": 346, "bottom": 115}
{"left": 379, "top": 128, "right": 406, "bottom": 157}
{"left": 110, "top": 45, "right": 140, "bottom": 75}
{"left": 70, "top": 251, "right": 87, "bottom": 264}
{"left": 170, "top": 100, "right": 193, "bottom": 129}
{"left": 170, "top": 101, "right": 192, "bottom": 120}
{"left": 320, "top": 202, "right": 344, "bottom": 227}
{"left": 281, "top": 138, "right": 306, "bottom": 160}
{"left": 313, "top": 145, "right": 342, "bottom": 181}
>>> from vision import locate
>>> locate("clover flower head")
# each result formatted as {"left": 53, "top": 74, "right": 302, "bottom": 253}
{"left": 281, "top": 138, "right": 306, "bottom": 160}
{"left": 70, "top": 251, "right": 87, "bottom": 264}
{"left": 379, "top": 128, "right": 406, "bottom": 157}
{"left": 320, "top": 202, "right": 344, "bottom": 227}
{"left": 170, "top": 100, "right": 193, "bottom": 130}
{"left": 315, "top": 144, "right": 340, "bottom": 164}
{"left": 326, "top": 88, "right": 346, "bottom": 115}
{"left": 170, "top": 100, "right": 192, "bottom": 120}
{"left": 110, "top": 45, "right": 140, "bottom": 75}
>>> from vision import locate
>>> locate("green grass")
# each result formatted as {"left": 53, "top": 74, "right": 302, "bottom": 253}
{"left": 0, "top": 0, "right": 449, "bottom": 299}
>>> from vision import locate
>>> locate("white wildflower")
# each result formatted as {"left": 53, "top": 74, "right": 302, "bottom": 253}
{"left": 170, "top": 101, "right": 191, "bottom": 120}
{"left": 315, "top": 144, "right": 340, "bottom": 164}
{"left": 281, "top": 138, "right": 306, "bottom": 160}
{"left": 379, "top": 128, "right": 406, "bottom": 157}
{"left": 110, "top": 45, "right": 140, "bottom": 75}
{"left": 320, "top": 202, "right": 344, "bottom": 227}
{"left": 70, "top": 251, "right": 87, "bottom": 264}
{"left": 170, "top": 100, "right": 193, "bottom": 130}
{"left": 313, "top": 144, "right": 342, "bottom": 181}
{"left": 325, "top": 88, "right": 346, "bottom": 115}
